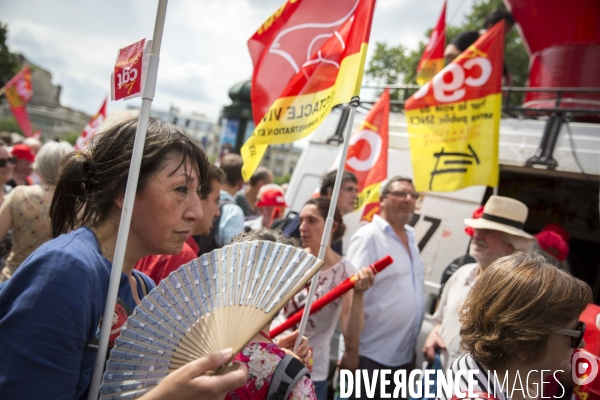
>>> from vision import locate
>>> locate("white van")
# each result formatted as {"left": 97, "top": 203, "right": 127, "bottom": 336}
{"left": 283, "top": 97, "right": 600, "bottom": 369}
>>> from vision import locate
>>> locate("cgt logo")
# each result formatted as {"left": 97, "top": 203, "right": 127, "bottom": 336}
{"left": 572, "top": 349, "right": 599, "bottom": 385}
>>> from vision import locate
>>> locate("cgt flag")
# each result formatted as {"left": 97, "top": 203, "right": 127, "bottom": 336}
{"left": 75, "top": 98, "right": 107, "bottom": 150}
{"left": 344, "top": 89, "right": 389, "bottom": 222}
{"left": 1, "top": 66, "right": 34, "bottom": 137}
{"left": 242, "top": 0, "right": 377, "bottom": 181}
{"left": 405, "top": 21, "right": 505, "bottom": 193}
{"left": 416, "top": 1, "right": 446, "bottom": 86}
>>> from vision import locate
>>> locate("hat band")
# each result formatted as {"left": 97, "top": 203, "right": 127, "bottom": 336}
{"left": 481, "top": 213, "right": 524, "bottom": 230}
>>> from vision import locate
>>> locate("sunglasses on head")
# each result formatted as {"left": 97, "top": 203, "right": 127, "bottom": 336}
{"left": 0, "top": 157, "right": 16, "bottom": 168}
{"left": 556, "top": 321, "right": 586, "bottom": 348}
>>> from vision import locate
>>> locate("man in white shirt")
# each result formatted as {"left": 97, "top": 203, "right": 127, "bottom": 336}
{"left": 345, "top": 176, "right": 425, "bottom": 399}
{"left": 422, "top": 195, "right": 535, "bottom": 369}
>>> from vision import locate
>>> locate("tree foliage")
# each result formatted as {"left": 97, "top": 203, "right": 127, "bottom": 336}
{"left": 0, "top": 22, "right": 20, "bottom": 89}
{"left": 366, "top": 0, "right": 529, "bottom": 105}
{"left": 0, "top": 116, "right": 23, "bottom": 134}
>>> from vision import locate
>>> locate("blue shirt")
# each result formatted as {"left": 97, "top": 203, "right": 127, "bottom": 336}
{"left": 346, "top": 214, "right": 425, "bottom": 366}
{"left": 0, "top": 227, "right": 155, "bottom": 400}
{"left": 218, "top": 190, "right": 245, "bottom": 246}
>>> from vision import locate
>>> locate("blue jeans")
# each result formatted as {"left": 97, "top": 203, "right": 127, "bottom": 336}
{"left": 314, "top": 380, "right": 328, "bottom": 400}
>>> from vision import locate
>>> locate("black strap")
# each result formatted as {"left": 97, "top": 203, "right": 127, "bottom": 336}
{"left": 133, "top": 271, "right": 149, "bottom": 297}
{"left": 481, "top": 213, "right": 524, "bottom": 230}
{"left": 267, "top": 354, "right": 310, "bottom": 400}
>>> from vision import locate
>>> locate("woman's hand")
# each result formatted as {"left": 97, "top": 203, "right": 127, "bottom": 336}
{"left": 353, "top": 267, "right": 375, "bottom": 294}
{"left": 275, "top": 330, "right": 311, "bottom": 366}
{"left": 140, "top": 349, "right": 248, "bottom": 400}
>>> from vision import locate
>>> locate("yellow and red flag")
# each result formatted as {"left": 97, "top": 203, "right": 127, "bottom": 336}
{"left": 344, "top": 89, "right": 389, "bottom": 221}
{"left": 75, "top": 98, "right": 107, "bottom": 150}
{"left": 1, "top": 66, "right": 34, "bottom": 137}
{"left": 406, "top": 21, "right": 505, "bottom": 193}
{"left": 416, "top": 1, "right": 446, "bottom": 86}
{"left": 242, "top": 0, "right": 377, "bottom": 180}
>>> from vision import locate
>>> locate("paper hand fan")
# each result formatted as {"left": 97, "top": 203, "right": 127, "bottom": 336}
{"left": 99, "top": 240, "right": 323, "bottom": 400}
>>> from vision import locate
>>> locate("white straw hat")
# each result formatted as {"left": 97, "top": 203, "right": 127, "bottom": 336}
{"left": 464, "top": 195, "right": 534, "bottom": 239}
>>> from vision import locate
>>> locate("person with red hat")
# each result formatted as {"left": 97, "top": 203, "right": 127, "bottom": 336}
{"left": 244, "top": 184, "right": 288, "bottom": 231}
{"left": 7, "top": 143, "right": 35, "bottom": 188}
{"left": 533, "top": 224, "right": 571, "bottom": 271}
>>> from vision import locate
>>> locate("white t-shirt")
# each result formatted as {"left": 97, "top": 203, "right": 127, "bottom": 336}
{"left": 281, "top": 258, "right": 356, "bottom": 381}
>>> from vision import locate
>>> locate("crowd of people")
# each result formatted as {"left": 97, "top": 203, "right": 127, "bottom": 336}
{"left": 0, "top": 111, "right": 594, "bottom": 400}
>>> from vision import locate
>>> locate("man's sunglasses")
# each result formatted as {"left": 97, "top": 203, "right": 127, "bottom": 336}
{"left": 0, "top": 157, "right": 16, "bottom": 168}
{"left": 556, "top": 321, "right": 586, "bottom": 348}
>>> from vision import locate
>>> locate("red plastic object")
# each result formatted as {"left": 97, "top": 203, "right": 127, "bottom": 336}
{"left": 270, "top": 255, "right": 393, "bottom": 338}
{"left": 503, "top": 0, "right": 600, "bottom": 111}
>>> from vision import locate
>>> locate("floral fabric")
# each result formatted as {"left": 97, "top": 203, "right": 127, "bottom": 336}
{"left": 226, "top": 342, "right": 317, "bottom": 400}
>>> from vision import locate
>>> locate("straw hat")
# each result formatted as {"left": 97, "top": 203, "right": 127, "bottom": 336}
{"left": 464, "top": 195, "right": 533, "bottom": 239}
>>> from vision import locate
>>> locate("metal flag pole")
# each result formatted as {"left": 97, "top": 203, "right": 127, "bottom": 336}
{"left": 293, "top": 96, "right": 360, "bottom": 352}
{"left": 87, "top": 1, "right": 168, "bottom": 398}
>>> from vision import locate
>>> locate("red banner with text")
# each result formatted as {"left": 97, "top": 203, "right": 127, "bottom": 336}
{"left": 112, "top": 39, "right": 145, "bottom": 101}
{"left": 242, "top": 0, "right": 377, "bottom": 181}
{"left": 345, "top": 89, "right": 389, "bottom": 221}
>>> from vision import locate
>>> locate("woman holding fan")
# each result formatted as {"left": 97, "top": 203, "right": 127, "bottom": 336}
{"left": 279, "top": 197, "right": 375, "bottom": 400}
{"left": 0, "top": 118, "right": 247, "bottom": 399}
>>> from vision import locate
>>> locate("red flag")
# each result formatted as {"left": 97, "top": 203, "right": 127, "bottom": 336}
{"left": 405, "top": 21, "right": 505, "bottom": 192}
{"left": 416, "top": 1, "right": 446, "bottom": 85}
{"left": 75, "top": 98, "right": 107, "bottom": 150}
{"left": 242, "top": 0, "right": 377, "bottom": 180}
{"left": 341, "top": 89, "right": 389, "bottom": 221}
{"left": 1, "top": 66, "right": 34, "bottom": 137}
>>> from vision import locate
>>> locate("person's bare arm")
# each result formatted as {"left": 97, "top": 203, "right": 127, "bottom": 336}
{"left": 339, "top": 267, "right": 375, "bottom": 370}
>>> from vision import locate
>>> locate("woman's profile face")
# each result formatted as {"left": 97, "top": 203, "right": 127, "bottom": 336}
{"left": 535, "top": 319, "right": 582, "bottom": 375}
{"left": 129, "top": 156, "right": 203, "bottom": 257}
{"left": 0, "top": 146, "right": 14, "bottom": 185}
{"left": 299, "top": 204, "right": 325, "bottom": 250}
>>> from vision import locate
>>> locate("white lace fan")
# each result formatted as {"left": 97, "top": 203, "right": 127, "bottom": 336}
{"left": 99, "top": 240, "right": 323, "bottom": 400}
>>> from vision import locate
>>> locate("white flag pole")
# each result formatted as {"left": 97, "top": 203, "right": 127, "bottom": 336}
{"left": 87, "top": 1, "right": 168, "bottom": 398}
{"left": 293, "top": 96, "right": 360, "bottom": 352}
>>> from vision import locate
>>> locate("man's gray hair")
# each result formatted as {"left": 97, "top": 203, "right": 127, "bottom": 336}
{"left": 35, "top": 141, "right": 74, "bottom": 185}
{"left": 502, "top": 233, "right": 535, "bottom": 253}
{"left": 380, "top": 176, "right": 414, "bottom": 197}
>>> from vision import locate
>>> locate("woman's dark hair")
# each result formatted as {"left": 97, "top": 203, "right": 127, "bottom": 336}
{"left": 304, "top": 197, "right": 346, "bottom": 242}
{"left": 484, "top": 10, "right": 514, "bottom": 30}
{"left": 50, "top": 117, "right": 208, "bottom": 237}
{"left": 199, "top": 164, "right": 225, "bottom": 200}
{"left": 319, "top": 170, "right": 357, "bottom": 196}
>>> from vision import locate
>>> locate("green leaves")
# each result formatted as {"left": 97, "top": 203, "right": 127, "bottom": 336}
{"left": 366, "top": 0, "right": 529, "bottom": 106}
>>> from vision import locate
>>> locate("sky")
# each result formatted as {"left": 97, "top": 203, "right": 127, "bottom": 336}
{"left": 0, "top": 0, "right": 476, "bottom": 121}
